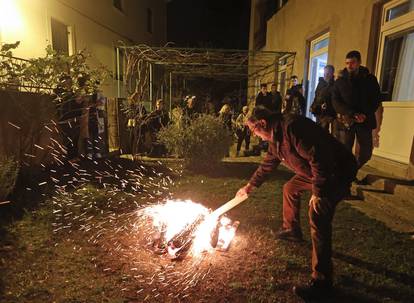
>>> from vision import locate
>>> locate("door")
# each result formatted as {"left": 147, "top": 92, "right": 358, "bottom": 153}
{"left": 307, "top": 32, "right": 329, "bottom": 119}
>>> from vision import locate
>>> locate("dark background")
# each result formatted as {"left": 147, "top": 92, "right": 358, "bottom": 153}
{"left": 167, "top": 0, "right": 251, "bottom": 50}
{"left": 166, "top": 0, "right": 251, "bottom": 110}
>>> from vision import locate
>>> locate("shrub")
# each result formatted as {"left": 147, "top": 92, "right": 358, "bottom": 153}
{"left": 157, "top": 113, "right": 232, "bottom": 170}
{"left": 0, "top": 155, "right": 19, "bottom": 201}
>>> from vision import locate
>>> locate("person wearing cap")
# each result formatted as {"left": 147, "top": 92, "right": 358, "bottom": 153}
{"left": 236, "top": 106, "right": 357, "bottom": 300}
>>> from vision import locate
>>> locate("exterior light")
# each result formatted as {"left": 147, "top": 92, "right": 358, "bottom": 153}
{"left": 0, "top": 0, "right": 23, "bottom": 37}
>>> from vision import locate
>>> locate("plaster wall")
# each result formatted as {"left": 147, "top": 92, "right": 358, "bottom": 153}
{"left": 249, "top": 0, "right": 414, "bottom": 168}
{"left": 0, "top": 0, "right": 166, "bottom": 97}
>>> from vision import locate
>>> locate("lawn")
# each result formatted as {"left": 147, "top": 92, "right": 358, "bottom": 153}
{"left": 0, "top": 158, "right": 413, "bottom": 302}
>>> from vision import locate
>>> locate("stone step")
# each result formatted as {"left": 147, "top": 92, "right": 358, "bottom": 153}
{"left": 347, "top": 184, "right": 414, "bottom": 234}
{"left": 357, "top": 167, "right": 414, "bottom": 198}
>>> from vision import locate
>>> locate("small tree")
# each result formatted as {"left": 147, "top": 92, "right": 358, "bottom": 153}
{"left": 158, "top": 113, "right": 233, "bottom": 170}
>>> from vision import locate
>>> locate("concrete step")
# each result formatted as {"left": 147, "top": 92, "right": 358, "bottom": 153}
{"left": 357, "top": 166, "right": 414, "bottom": 198}
{"left": 347, "top": 184, "right": 414, "bottom": 234}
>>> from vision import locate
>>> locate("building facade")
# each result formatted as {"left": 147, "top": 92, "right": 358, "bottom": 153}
{"left": 0, "top": 0, "right": 167, "bottom": 97}
{"left": 249, "top": 0, "right": 414, "bottom": 178}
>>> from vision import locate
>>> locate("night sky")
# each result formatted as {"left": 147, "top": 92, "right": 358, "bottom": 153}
{"left": 167, "top": 0, "right": 251, "bottom": 50}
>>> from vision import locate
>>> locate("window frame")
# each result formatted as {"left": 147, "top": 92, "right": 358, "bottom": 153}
{"left": 50, "top": 17, "right": 75, "bottom": 56}
{"left": 376, "top": 0, "right": 414, "bottom": 102}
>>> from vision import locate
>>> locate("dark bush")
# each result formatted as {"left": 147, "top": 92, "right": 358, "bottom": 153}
{"left": 158, "top": 113, "right": 232, "bottom": 170}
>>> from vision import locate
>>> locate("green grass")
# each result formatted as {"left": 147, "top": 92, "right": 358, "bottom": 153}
{"left": 1, "top": 159, "right": 413, "bottom": 302}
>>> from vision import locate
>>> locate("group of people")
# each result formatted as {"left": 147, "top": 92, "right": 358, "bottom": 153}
{"left": 56, "top": 75, "right": 106, "bottom": 162}
{"left": 127, "top": 93, "right": 170, "bottom": 156}
{"left": 236, "top": 50, "right": 381, "bottom": 300}
{"left": 257, "top": 50, "right": 381, "bottom": 170}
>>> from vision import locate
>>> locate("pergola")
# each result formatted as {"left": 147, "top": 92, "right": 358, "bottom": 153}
{"left": 116, "top": 44, "right": 296, "bottom": 112}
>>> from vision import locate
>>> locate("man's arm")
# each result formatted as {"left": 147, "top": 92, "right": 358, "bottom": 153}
{"left": 248, "top": 149, "right": 280, "bottom": 188}
{"left": 237, "top": 149, "right": 280, "bottom": 197}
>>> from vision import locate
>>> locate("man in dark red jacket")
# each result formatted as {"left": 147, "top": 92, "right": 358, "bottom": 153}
{"left": 236, "top": 106, "right": 357, "bottom": 300}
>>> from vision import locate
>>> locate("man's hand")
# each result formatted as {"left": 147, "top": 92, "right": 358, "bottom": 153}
{"left": 236, "top": 183, "right": 256, "bottom": 198}
{"left": 309, "top": 194, "right": 330, "bottom": 215}
{"left": 354, "top": 113, "right": 366, "bottom": 123}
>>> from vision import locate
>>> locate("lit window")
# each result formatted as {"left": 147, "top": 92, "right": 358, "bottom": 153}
{"left": 312, "top": 37, "right": 329, "bottom": 52}
{"left": 380, "top": 30, "right": 414, "bottom": 101}
{"left": 385, "top": 1, "right": 410, "bottom": 22}
{"left": 377, "top": 0, "right": 414, "bottom": 101}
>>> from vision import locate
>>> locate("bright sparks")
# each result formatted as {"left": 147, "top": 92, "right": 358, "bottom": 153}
{"left": 142, "top": 199, "right": 239, "bottom": 257}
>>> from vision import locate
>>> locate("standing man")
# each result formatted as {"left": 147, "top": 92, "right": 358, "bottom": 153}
{"left": 255, "top": 83, "right": 272, "bottom": 110}
{"left": 283, "top": 75, "right": 306, "bottom": 116}
{"left": 332, "top": 50, "right": 380, "bottom": 169}
{"left": 270, "top": 83, "right": 283, "bottom": 113}
{"left": 236, "top": 106, "right": 357, "bottom": 300}
{"left": 235, "top": 106, "right": 251, "bottom": 156}
{"left": 310, "top": 65, "right": 336, "bottom": 132}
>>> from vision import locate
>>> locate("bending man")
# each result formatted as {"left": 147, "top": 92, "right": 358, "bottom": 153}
{"left": 236, "top": 106, "right": 357, "bottom": 300}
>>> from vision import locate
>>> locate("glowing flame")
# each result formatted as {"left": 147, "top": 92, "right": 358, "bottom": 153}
{"left": 143, "top": 199, "right": 239, "bottom": 257}
{"left": 144, "top": 199, "right": 209, "bottom": 242}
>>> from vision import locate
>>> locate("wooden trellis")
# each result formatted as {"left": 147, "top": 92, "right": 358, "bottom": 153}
{"left": 116, "top": 44, "right": 295, "bottom": 112}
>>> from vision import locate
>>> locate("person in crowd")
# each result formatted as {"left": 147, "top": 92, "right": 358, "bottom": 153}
{"left": 255, "top": 83, "right": 272, "bottom": 110}
{"left": 235, "top": 106, "right": 251, "bottom": 156}
{"left": 310, "top": 65, "right": 336, "bottom": 132}
{"left": 256, "top": 83, "right": 273, "bottom": 150}
{"left": 203, "top": 96, "right": 216, "bottom": 115}
{"left": 283, "top": 75, "right": 306, "bottom": 116}
{"left": 219, "top": 104, "right": 233, "bottom": 131}
{"left": 183, "top": 95, "right": 198, "bottom": 120}
{"left": 236, "top": 106, "right": 357, "bottom": 300}
{"left": 219, "top": 104, "right": 234, "bottom": 157}
{"left": 332, "top": 50, "right": 381, "bottom": 171}
{"left": 86, "top": 91, "right": 106, "bottom": 159}
{"left": 127, "top": 92, "right": 147, "bottom": 155}
{"left": 56, "top": 75, "right": 86, "bottom": 162}
{"left": 146, "top": 99, "right": 170, "bottom": 156}
{"left": 270, "top": 83, "right": 283, "bottom": 113}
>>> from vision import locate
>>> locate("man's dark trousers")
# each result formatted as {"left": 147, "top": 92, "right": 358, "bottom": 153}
{"left": 334, "top": 122, "right": 373, "bottom": 169}
{"left": 282, "top": 175, "right": 350, "bottom": 281}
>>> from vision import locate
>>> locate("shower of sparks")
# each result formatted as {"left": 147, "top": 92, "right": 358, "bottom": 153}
{"left": 12, "top": 120, "right": 239, "bottom": 300}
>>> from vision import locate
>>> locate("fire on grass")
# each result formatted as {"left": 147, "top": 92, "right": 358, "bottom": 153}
{"left": 139, "top": 199, "right": 240, "bottom": 259}
{"left": 48, "top": 159, "right": 242, "bottom": 300}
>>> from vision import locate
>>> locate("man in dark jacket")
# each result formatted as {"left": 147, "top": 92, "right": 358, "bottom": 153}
{"left": 236, "top": 106, "right": 357, "bottom": 300}
{"left": 270, "top": 83, "right": 283, "bottom": 113}
{"left": 255, "top": 83, "right": 272, "bottom": 110}
{"left": 310, "top": 65, "right": 336, "bottom": 132}
{"left": 284, "top": 75, "right": 306, "bottom": 116}
{"left": 332, "top": 50, "right": 381, "bottom": 169}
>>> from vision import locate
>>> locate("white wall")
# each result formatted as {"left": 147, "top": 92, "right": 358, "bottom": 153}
{"left": 0, "top": 0, "right": 166, "bottom": 97}
{"left": 374, "top": 102, "right": 414, "bottom": 164}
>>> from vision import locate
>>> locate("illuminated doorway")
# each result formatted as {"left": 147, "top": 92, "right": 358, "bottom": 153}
{"left": 307, "top": 32, "right": 329, "bottom": 118}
